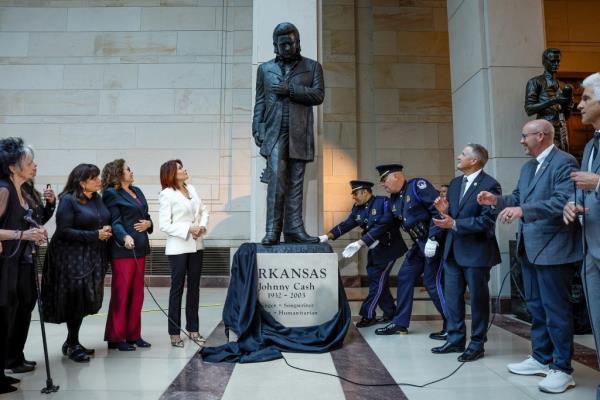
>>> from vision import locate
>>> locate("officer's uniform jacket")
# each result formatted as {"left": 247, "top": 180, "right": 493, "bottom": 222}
{"left": 389, "top": 178, "right": 442, "bottom": 250}
{"left": 329, "top": 195, "right": 407, "bottom": 264}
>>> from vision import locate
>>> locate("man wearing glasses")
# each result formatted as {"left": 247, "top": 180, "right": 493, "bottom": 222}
{"left": 478, "top": 119, "right": 582, "bottom": 394}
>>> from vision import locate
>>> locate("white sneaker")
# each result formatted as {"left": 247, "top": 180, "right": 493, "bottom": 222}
{"left": 538, "top": 369, "right": 575, "bottom": 393}
{"left": 507, "top": 356, "right": 550, "bottom": 376}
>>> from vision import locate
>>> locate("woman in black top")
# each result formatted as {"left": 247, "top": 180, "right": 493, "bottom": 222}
{"left": 101, "top": 159, "right": 153, "bottom": 351}
{"left": 4, "top": 177, "right": 56, "bottom": 374}
{"left": 41, "top": 164, "right": 112, "bottom": 363}
{"left": 0, "top": 138, "right": 47, "bottom": 394}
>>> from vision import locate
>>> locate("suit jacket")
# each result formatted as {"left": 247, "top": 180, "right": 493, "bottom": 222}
{"left": 497, "top": 146, "right": 582, "bottom": 265}
{"left": 442, "top": 171, "right": 501, "bottom": 268}
{"left": 102, "top": 186, "right": 153, "bottom": 259}
{"left": 329, "top": 195, "right": 407, "bottom": 264}
{"left": 252, "top": 56, "right": 324, "bottom": 161}
{"left": 158, "top": 184, "right": 209, "bottom": 255}
{"left": 571, "top": 137, "right": 600, "bottom": 259}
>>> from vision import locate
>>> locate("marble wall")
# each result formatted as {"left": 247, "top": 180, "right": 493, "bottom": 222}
{"left": 0, "top": 0, "right": 253, "bottom": 248}
{"left": 322, "top": 0, "right": 454, "bottom": 275}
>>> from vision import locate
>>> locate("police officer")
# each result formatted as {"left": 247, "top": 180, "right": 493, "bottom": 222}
{"left": 319, "top": 180, "right": 407, "bottom": 327}
{"left": 373, "top": 164, "right": 447, "bottom": 337}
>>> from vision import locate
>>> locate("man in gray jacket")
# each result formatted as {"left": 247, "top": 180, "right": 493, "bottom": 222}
{"left": 252, "top": 22, "right": 324, "bottom": 245}
{"left": 478, "top": 119, "right": 581, "bottom": 394}
{"left": 563, "top": 72, "right": 600, "bottom": 400}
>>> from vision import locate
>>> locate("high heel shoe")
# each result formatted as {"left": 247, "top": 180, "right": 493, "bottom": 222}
{"left": 189, "top": 332, "right": 206, "bottom": 346}
{"left": 170, "top": 335, "right": 184, "bottom": 348}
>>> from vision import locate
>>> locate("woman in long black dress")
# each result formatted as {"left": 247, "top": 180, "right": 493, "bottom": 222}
{"left": 41, "top": 163, "right": 112, "bottom": 363}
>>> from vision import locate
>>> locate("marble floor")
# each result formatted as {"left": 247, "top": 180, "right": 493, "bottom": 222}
{"left": 3, "top": 287, "right": 599, "bottom": 400}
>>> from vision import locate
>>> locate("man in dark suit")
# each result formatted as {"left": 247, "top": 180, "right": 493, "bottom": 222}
{"left": 252, "top": 22, "right": 324, "bottom": 245}
{"left": 319, "top": 181, "right": 407, "bottom": 327}
{"left": 563, "top": 72, "right": 600, "bottom": 400}
{"left": 479, "top": 119, "right": 581, "bottom": 394}
{"left": 430, "top": 144, "right": 501, "bottom": 362}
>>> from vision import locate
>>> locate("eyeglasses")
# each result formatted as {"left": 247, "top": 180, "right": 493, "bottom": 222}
{"left": 520, "top": 131, "right": 547, "bottom": 140}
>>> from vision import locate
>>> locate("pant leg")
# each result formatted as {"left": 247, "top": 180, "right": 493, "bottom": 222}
{"left": 392, "top": 245, "right": 424, "bottom": 328}
{"left": 536, "top": 264, "right": 576, "bottom": 374}
{"left": 444, "top": 258, "right": 467, "bottom": 347}
{"left": 422, "top": 254, "right": 446, "bottom": 322}
{"left": 185, "top": 250, "right": 203, "bottom": 333}
{"left": 265, "top": 134, "right": 289, "bottom": 235}
{"left": 167, "top": 254, "right": 188, "bottom": 335}
{"left": 359, "top": 258, "right": 395, "bottom": 319}
{"left": 6, "top": 263, "right": 36, "bottom": 367}
{"left": 105, "top": 258, "right": 136, "bottom": 342}
{"left": 283, "top": 158, "right": 306, "bottom": 232}
{"left": 583, "top": 253, "right": 600, "bottom": 370}
{"left": 520, "top": 254, "right": 553, "bottom": 365}
{"left": 126, "top": 256, "right": 146, "bottom": 341}
{"left": 463, "top": 266, "right": 491, "bottom": 350}
{"left": 0, "top": 306, "right": 11, "bottom": 381}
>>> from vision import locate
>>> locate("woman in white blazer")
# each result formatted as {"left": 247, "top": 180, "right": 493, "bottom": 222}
{"left": 158, "top": 159, "right": 209, "bottom": 347}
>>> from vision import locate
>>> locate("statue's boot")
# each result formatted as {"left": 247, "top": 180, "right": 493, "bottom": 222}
{"left": 261, "top": 231, "right": 280, "bottom": 245}
{"left": 283, "top": 227, "right": 319, "bottom": 244}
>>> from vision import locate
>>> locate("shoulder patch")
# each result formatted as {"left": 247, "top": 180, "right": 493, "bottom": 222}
{"left": 417, "top": 180, "right": 427, "bottom": 190}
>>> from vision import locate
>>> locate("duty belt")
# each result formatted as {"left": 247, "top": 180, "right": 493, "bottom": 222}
{"left": 401, "top": 220, "right": 428, "bottom": 243}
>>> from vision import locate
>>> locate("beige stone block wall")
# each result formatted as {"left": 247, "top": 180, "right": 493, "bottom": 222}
{"left": 0, "top": 1, "right": 253, "bottom": 248}
{"left": 323, "top": 0, "right": 454, "bottom": 276}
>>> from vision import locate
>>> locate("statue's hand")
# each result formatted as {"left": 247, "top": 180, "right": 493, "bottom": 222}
{"left": 253, "top": 133, "right": 263, "bottom": 147}
{"left": 272, "top": 82, "right": 290, "bottom": 96}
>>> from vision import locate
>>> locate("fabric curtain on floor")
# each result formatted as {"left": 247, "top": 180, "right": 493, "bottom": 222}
{"left": 200, "top": 243, "right": 351, "bottom": 363}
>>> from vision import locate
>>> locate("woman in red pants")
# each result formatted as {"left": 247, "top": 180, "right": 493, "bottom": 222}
{"left": 101, "top": 159, "right": 153, "bottom": 351}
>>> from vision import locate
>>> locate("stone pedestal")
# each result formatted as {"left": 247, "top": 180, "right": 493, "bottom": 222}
{"left": 256, "top": 243, "right": 338, "bottom": 327}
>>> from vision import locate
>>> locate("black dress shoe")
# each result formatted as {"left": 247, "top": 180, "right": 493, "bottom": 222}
{"left": 128, "top": 338, "right": 151, "bottom": 348}
{"left": 283, "top": 229, "right": 320, "bottom": 244}
{"left": 431, "top": 342, "right": 465, "bottom": 354}
{"left": 261, "top": 232, "right": 280, "bottom": 245}
{"left": 375, "top": 323, "right": 408, "bottom": 335}
{"left": 377, "top": 316, "right": 393, "bottom": 324}
{"left": 2, "top": 376, "right": 20, "bottom": 384}
{"left": 429, "top": 329, "right": 448, "bottom": 341}
{"left": 457, "top": 347, "right": 485, "bottom": 362}
{"left": 23, "top": 359, "right": 36, "bottom": 367}
{"left": 7, "top": 363, "right": 34, "bottom": 373}
{"left": 108, "top": 341, "right": 136, "bottom": 351}
{"left": 0, "top": 383, "right": 17, "bottom": 394}
{"left": 62, "top": 340, "right": 94, "bottom": 356}
{"left": 356, "top": 316, "right": 377, "bottom": 328}
{"left": 67, "top": 345, "right": 90, "bottom": 363}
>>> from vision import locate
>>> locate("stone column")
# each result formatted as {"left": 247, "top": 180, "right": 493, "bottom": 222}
{"left": 447, "top": 0, "right": 545, "bottom": 300}
{"left": 250, "top": 0, "right": 322, "bottom": 242}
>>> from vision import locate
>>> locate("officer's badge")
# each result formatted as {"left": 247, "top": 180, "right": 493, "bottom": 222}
{"left": 371, "top": 209, "right": 377, "bottom": 215}
{"left": 417, "top": 180, "right": 427, "bottom": 189}
{"left": 406, "top": 195, "right": 411, "bottom": 203}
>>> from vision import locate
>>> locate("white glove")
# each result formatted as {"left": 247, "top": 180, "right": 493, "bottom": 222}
{"left": 368, "top": 240, "right": 380, "bottom": 250}
{"left": 318, "top": 235, "right": 329, "bottom": 243}
{"left": 424, "top": 239, "right": 439, "bottom": 258}
{"left": 342, "top": 241, "right": 362, "bottom": 258}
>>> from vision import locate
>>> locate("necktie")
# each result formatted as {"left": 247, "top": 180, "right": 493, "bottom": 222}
{"left": 593, "top": 131, "right": 600, "bottom": 162}
{"left": 528, "top": 159, "right": 539, "bottom": 184}
{"left": 459, "top": 176, "right": 468, "bottom": 202}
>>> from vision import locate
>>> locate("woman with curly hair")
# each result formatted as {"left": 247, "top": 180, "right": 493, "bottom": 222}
{"left": 101, "top": 159, "right": 153, "bottom": 351}
{"left": 0, "top": 137, "right": 47, "bottom": 393}
{"left": 41, "top": 163, "right": 112, "bottom": 363}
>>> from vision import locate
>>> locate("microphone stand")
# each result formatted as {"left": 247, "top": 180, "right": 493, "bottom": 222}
{"left": 25, "top": 213, "right": 59, "bottom": 394}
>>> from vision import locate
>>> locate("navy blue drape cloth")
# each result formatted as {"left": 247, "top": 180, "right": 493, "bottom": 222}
{"left": 200, "top": 243, "right": 351, "bottom": 363}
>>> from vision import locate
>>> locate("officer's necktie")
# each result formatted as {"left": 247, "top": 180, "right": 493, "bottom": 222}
{"left": 459, "top": 176, "right": 468, "bottom": 202}
{"left": 593, "top": 130, "right": 600, "bottom": 162}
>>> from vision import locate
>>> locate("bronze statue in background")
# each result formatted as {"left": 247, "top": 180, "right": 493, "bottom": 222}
{"left": 252, "top": 22, "right": 324, "bottom": 245}
{"left": 525, "top": 48, "right": 573, "bottom": 151}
